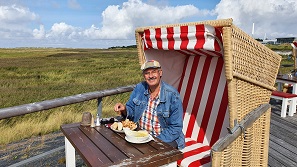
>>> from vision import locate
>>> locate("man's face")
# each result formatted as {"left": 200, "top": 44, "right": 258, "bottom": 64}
{"left": 143, "top": 68, "right": 162, "bottom": 87}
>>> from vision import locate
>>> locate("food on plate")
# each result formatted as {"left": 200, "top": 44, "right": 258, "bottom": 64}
{"left": 124, "top": 129, "right": 149, "bottom": 142}
{"left": 133, "top": 130, "right": 149, "bottom": 137}
{"left": 121, "top": 119, "right": 137, "bottom": 130}
{"left": 110, "top": 119, "right": 137, "bottom": 131}
{"left": 110, "top": 122, "right": 118, "bottom": 130}
{"left": 117, "top": 122, "right": 123, "bottom": 131}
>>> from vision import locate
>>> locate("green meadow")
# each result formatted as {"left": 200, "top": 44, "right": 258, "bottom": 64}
{"left": 0, "top": 45, "right": 294, "bottom": 146}
{"left": 0, "top": 48, "right": 142, "bottom": 146}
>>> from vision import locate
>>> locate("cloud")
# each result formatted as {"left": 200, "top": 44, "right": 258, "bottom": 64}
{"left": 0, "top": 4, "right": 38, "bottom": 23}
{"left": 33, "top": 24, "right": 45, "bottom": 39}
{"left": 28, "top": 0, "right": 204, "bottom": 47}
{"left": 46, "top": 22, "right": 81, "bottom": 41}
{"left": 82, "top": 0, "right": 200, "bottom": 39}
{"left": 33, "top": 22, "right": 82, "bottom": 44}
{"left": 215, "top": 0, "right": 297, "bottom": 38}
{"left": 0, "top": 4, "right": 39, "bottom": 37}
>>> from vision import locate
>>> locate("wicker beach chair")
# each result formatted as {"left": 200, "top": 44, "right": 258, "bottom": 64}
{"left": 135, "top": 18, "right": 281, "bottom": 166}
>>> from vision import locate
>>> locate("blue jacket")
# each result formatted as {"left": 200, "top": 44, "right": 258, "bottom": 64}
{"left": 126, "top": 81, "right": 185, "bottom": 149}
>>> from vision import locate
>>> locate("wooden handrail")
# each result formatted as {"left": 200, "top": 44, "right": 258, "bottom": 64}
{"left": 0, "top": 85, "right": 135, "bottom": 120}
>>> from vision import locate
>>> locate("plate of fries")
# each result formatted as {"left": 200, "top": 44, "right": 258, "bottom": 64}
{"left": 110, "top": 119, "right": 137, "bottom": 133}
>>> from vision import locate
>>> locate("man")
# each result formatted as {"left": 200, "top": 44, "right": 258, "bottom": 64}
{"left": 114, "top": 60, "right": 185, "bottom": 149}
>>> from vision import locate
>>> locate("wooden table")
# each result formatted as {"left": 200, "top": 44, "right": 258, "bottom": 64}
{"left": 60, "top": 123, "right": 183, "bottom": 167}
{"left": 276, "top": 74, "right": 297, "bottom": 115}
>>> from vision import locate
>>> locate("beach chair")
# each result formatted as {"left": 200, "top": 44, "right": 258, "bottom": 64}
{"left": 135, "top": 18, "right": 281, "bottom": 166}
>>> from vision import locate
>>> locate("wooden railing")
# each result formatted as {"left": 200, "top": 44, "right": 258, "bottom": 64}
{"left": 0, "top": 85, "right": 135, "bottom": 120}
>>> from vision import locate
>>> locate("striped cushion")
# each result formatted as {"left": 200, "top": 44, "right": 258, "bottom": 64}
{"left": 177, "top": 55, "right": 229, "bottom": 166}
{"left": 178, "top": 138, "right": 211, "bottom": 167}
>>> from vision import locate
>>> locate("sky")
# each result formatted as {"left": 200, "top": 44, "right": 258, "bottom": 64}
{"left": 0, "top": 0, "right": 297, "bottom": 48}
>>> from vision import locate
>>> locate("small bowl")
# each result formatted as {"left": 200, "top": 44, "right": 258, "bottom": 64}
{"left": 123, "top": 128, "right": 149, "bottom": 142}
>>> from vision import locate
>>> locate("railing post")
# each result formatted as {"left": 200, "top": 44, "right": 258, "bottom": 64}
{"left": 97, "top": 97, "right": 102, "bottom": 119}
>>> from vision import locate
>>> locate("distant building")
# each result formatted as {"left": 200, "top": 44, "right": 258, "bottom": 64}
{"left": 276, "top": 37, "right": 296, "bottom": 44}
{"left": 262, "top": 39, "right": 277, "bottom": 44}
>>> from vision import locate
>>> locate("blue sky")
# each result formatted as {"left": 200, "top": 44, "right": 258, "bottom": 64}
{"left": 0, "top": 0, "right": 296, "bottom": 48}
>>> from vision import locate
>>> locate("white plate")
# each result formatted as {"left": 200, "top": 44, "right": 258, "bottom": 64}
{"left": 110, "top": 127, "right": 137, "bottom": 133}
{"left": 125, "top": 135, "right": 154, "bottom": 144}
{"left": 110, "top": 124, "right": 137, "bottom": 133}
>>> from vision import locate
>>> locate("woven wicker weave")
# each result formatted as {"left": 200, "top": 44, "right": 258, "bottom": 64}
{"left": 135, "top": 18, "right": 281, "bottom": 166}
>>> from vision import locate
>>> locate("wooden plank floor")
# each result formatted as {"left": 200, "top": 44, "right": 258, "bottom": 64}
{"left": 269, "top": 100, "right": 297, "bottom": 167}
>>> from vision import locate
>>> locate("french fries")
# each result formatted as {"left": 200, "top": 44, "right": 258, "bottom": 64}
{"left": 121, "top": 119, "right": 137, "bottom": 130}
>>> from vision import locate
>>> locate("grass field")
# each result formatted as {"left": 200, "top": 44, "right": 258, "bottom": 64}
{"left": 0, "top": 48, "right": 142, "bottom": 146}
{"left": 0, "top": 46, "right": 295, "bottom": 146}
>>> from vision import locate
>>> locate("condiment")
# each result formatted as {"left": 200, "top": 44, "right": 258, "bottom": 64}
{"left": 90, "top": 115, "right": 95, "bottom": 127}
{"left": 95, "top": 114, "right": 101, "bottom": 126}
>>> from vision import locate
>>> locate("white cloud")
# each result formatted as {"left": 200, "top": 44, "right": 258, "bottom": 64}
{"left": 0, "top": 4, "right": 38, "bottom": 24}
{"left": 0, "top": 4, "right": 39, "bottom": 39}
{"left": 215, "top": 0, "right": 297, "bottom": 39}
{"left": 46, "top": 22, "right": 81, "bottom": 41}
{"left": 33, "top": 24, "right": 45, "bottom": 39}
{"left": 82, "top": 0, "right": 200, "bottom": 40}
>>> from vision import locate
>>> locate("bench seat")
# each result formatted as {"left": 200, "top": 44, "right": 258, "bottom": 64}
{"left": 271, "top": 90, "right": 297, "bottom": 117}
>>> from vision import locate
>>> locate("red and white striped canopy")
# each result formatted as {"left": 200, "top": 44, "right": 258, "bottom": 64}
{"left": 142, "top": 24, "right": 223, "bottom": 57}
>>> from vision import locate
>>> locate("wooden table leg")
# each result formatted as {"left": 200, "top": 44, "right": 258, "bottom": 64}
{"left": 65, "top": 137, "right": 76, "bottom": 167}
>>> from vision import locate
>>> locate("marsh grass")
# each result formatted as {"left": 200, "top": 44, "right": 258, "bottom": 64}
{"left": 0, "top": 48, "right": 142, "bottom": 146}
{"left": 278, "top": 54, "right": 295, "bottom": 74}
{"left": 266, "top": 43, "right": 293, "bottom": 51}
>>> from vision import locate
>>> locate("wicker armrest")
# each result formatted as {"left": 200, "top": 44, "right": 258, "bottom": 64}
{"left": 211, "top": 103, "right": 270, "bottom": 152}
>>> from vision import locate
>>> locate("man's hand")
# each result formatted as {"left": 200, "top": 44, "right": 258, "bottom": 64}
{"left": 114, "top": 103, "right": 127, "bottom": 116}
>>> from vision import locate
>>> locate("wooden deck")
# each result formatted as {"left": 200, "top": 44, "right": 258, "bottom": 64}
{"left": 269, "top": 100, "right": 297, "bottom": 167}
